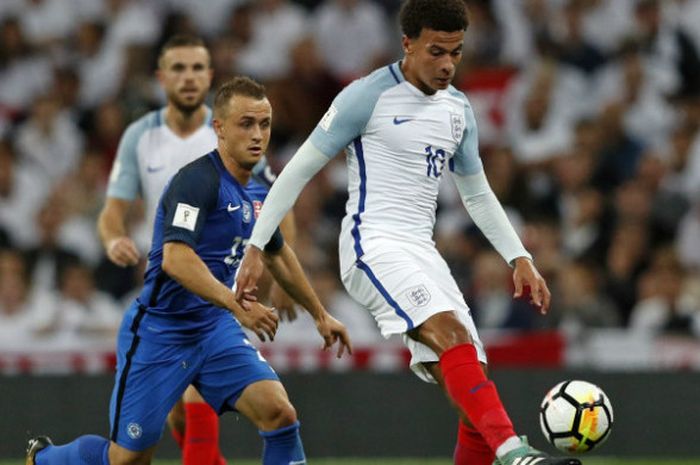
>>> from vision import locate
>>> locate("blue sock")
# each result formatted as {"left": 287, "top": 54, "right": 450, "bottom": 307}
{"left": 259, "top": 421, "right": 306, "bottom": 465}
{"left": 36, "top": 435, "right": 109, "bottom": 465}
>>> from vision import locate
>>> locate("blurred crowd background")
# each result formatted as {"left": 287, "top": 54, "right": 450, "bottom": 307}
{"left": 1, "top": 0, "right": 700, "bottom": 356}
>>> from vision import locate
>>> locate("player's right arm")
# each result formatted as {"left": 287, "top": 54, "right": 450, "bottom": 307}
{"left": 262, "top": 242, "right": 352, "bottom": 358}
{"left": 160, "top": 161, "right": 278, "bottom": 341}
{"left": 162, "top": 241, "right": 278, "bottom": 342}
{"left": 98, "top": 120, "right": 145, "bottom": 267}
{"left": 97, "top": 198, "right": 140, "bottom": 267}
{"left": 236, "top": 77, "right": 377, "bottom": 298}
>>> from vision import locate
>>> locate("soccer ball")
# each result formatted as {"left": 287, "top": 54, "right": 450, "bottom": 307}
{"left": 539, "top": 380, "right": 613, "bottom": 453}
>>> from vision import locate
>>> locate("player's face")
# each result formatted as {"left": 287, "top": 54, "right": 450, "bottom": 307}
{"left": 157, "top": 46, "right": 213, "bottom": 114}
{"left": 215, "top": 96, "right": 272, "bottom": 170}
{"left": 402, "top": 28, "right": 464, "bottom": 94}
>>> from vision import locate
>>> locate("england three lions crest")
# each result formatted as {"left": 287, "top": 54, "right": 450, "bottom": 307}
{"left": 405, "top": 284, "right": 431, "bottom": 307}
{"left": 450, "top": 112, "right": 464, "bottom": 142}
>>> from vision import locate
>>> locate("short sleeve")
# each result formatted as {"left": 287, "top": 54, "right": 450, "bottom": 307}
{"left": 161, "top": 160, "right": 219, "bottom": 248}
{"left": 309, "top": 67, "right": 398, "bottom": 157}
{"left": 449, "top": 98, "right": 484, "bottom": 176}
{"left": 106, "top": 119, "right": 147, "bottom": 200}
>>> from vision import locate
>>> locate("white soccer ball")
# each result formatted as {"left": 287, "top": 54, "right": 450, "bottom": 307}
{"left": 539, "top": 380, "right": 613, "bottom": 453}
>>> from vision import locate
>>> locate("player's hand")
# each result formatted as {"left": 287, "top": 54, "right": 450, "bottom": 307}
{"left": 238, "top": 288, "right": 259, "bottom": 311}
{"left": 315, "top": 314, "right": 353, "bottom": 358}
{"left": 235, "top": 301, "right": 279, "bottom": 342}
{"left": 512, "top": 257, "right": 551, "bottom": 314}
{"left": 270, "top": 283, "right": 298, "bottom": 321}
{"left": 235, "top": 245, "right": 264, "bottom": 301}
{"left": 106, "top": 236, "right": 140, "bottom": 267}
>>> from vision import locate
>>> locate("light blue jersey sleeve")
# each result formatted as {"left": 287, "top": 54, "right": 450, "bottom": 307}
{"left": 448, "top": 89, "right": 484, "bottom": 176}
{"left": 106, "top": 114, "right": 154, "bottom": 200}
{"left": 309, "top": 65, "right": 401, "bottom": 157}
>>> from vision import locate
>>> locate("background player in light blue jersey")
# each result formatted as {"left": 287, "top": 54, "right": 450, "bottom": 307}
{"left": 96, "top": 35, "right": 298, "bottom": 465}
{"left": 27, "top": 77, "right": 352, "bottom": 465}
{"left": 237, "top": 2, "right": 579, "bottom": 465}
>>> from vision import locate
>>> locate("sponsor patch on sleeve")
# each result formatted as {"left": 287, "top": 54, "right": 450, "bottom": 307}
{"left": 319, "top": 104, "right": 338, "bottom": 131}
{"left": 172, "top": 202, "right": 199, "bottom": 231}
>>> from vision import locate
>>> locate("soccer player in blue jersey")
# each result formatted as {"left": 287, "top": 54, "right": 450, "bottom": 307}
{"left": 26, "top": 76, "right": 352, "bottom": 465}
{"left": 98, "top": 34, "right": 299, "bottom": 465}
{"left": 236, "top": 1, "right": 579, "bottom": 465}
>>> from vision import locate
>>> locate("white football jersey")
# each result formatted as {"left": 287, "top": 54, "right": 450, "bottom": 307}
{"left": 107, "top": 107, "right": 275, "bottom": 235}
{"left": 309, "top": 62, "right": 483, "bottom": 273}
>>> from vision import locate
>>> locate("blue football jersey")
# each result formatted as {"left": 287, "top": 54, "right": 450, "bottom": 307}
{"left": 133, "top": 150, "right": 282, "bottom": 343}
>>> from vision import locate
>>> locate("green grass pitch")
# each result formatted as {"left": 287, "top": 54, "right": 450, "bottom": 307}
{"left": 3, "top": 458, "right": 698, "bottom": 465}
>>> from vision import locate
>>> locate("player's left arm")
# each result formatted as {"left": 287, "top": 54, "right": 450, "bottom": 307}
{"left": 250, "top": 157, "right": 300, "bottom": 318}
{"left": 269, "top": 211, "right": 299, "bottom": 320}
{"left": 262, "top": 241, "right": 353, "bottom": 358}
{"left": 450, "top": 101, "right": 550, "bottom": 313}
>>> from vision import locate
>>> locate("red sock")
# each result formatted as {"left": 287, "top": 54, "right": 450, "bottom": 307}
{"left": 454, "top": 420, "right": 495, "bottom": 465}
{"left": 183, "top": 402, "right": 226, "bottom": 465}
{"left": 171, "top": 428, "right": 184, "bottom": 450}
{"left": 440, "top": 343, "right": 516, "bottom": 452}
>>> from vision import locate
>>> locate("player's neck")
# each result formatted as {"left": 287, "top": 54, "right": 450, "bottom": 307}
{"left": 400, "top": 60, "right": 437, "bottom": 96}
{"left": 218, "top": 152, "right": 251, "bottom": 186}
{"left": 164, "top": 105, "right": 207, "bottom": 137}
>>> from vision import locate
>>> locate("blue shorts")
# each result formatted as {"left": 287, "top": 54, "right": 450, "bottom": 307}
{"left": 108, "top": 302, "right": 279, "bottom": 451}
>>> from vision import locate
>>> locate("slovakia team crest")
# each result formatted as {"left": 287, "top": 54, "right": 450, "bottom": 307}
{"left": 450, "top": 112, "right": 464, "bottom": 142}
{"left": 253, "top": 200, "right": 263, "bottom": 219}
{"left": 242, "top": 201, "right": 252, "bottom": 223}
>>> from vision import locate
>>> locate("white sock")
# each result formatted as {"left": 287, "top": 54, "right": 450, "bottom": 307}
{"left": 495, "top": 435, "right": 523, "bottom": 458}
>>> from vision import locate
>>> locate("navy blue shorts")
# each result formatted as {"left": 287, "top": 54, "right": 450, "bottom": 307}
{"left": 108, "top": 302, "right": 279, "bottom": 451}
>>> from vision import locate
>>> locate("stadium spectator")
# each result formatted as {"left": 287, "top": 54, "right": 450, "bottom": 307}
{"left": 0, "top": 139, "right": 49, "bottom": 249}
{"left": 469, "top": 250, "right": 536, "bottom": 330}
{"left": 0, "top": 248, "right": 44, "bottom": 349}
{"left": 630, "top": 247, "right": 700, "bottom": 337}
{"left": 0, "top": 16, "right": 52, "bottom": 115}
{"left": 14, "top": 93, "right": 83, "bottom": 187}
{"left": 312, "top": 0, "right": 391, "bottom": 84}
{"left": 555, "top": 260, "right": 621, "bottom": 334}
{"left": 31, "top": 259, "right": 121, "bottom": 345}
{"left": 235, "top": 0, "right": 308, "bottom": 81}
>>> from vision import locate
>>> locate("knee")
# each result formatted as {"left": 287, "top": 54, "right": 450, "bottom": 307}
{"left": 108, "top": 442, "right": 153, "bottom": 465}
{"left": 415, "top": 311, "right": 473, "bottom": 356}
{"left": 260, "top": 398, "right": 298, "bottom": 431}
{"left": 166, "top": 400, "right": 185, "bottom": 432}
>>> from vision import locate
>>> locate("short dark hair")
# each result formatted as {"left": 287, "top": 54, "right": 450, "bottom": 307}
{"left": 399, "top": 0, "right": 468, "bottom": 39}
{"left": 158, "top": 34, "right": 208, "bottom": 66}
{"left": 214, "top": 76, "right": 267, "bottom": 118}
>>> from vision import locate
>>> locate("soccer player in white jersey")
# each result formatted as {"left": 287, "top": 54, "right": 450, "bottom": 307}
{"left": 98, "top": 35, "right": 292, "bottom": 465}
{"left": 236, "top": 1, "right": 582, "bottom": 465}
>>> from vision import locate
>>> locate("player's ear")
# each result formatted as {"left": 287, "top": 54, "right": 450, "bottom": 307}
{"left": 402, "top": 35, "right": 412, "bottom": 55}
{"left": 155, "top": 69, "right": 163, "bottom": 86}
{"left": 212, "top": 118, "right": 224, "bottom": 138}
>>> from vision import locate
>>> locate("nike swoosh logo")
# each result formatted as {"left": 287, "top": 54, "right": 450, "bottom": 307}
{"left": 227, "top": 203, "right": 241, "bottom": 212}
{"left": 147, "top": 165, "right": 165, "bottom": 173}
{"left": 393, "top": 116, "right": 413, "bottom": 125}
